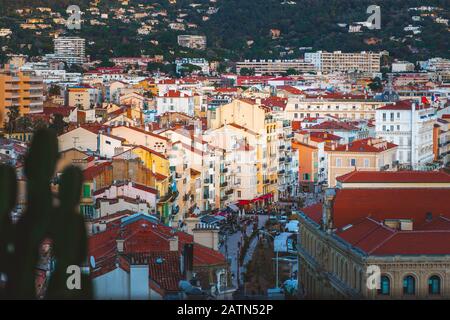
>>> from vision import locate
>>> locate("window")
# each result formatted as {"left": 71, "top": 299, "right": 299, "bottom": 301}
{"left": 403, "top": 275, "right": 416, "bottom": 295}
{"left": 294, "top": 113, "right": 298, "bottom": 119}
{"left": 378, "top": 276, "right": 390, "bottom": 295}
{"left": 83, "top": 184, "right": 91, "bottom": 198}
{"left": 336, "top": 158, "right": 342, "bottom": 167}
{"left": 382, "top": 125, "right": 386, "bottom": 131}
{"left": 382, "top": 113, "right": 386, "bottom": 121}
{"left": 295, "top": 104, "right": 298, "bottom": 110}
{"left": 397, "top": 125, "right": 400, "bottom": 131}
{"left": 428, "top": 276, "right": 441, "bottom": 295}
{"left": 105, "top": 140, "right": 111, "bottom": 145}
{"left": 303, "top": 173, "right": 310, "bottom": 180}
{"left": 363, "top": 158, "right": 369, "bottom": 168}
{"left": 237, "top": 191, "right": 241, "bottom": 198}
{"left": 390, "top": 113, "right": 394, "bottom": 121}
{"left": 397, "top": 112, "right": 400, "bottom": 119}
{"left": 350, "top": 158, "right": 356, "bottom": 166}
{"left": 390, "top": 125, "right": 394, "bottom": 132}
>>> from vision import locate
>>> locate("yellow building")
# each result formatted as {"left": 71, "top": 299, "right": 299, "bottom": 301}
{"left": 68, "top": 87, "right": 91, "bottom": 110}
{"left": 0, "top": 69, "right": 44, "bottom": 127}
{"left": 207, "top": 98, "right": 281, "bottom": 201}
{"left": 326, "top": 138, "right": 398, "bottom": 187}
{"left": 114, "top": 144, "right": 175, "bottom": 223}
{"left": 134, "top": 78, "right": 158, "bottom": 96}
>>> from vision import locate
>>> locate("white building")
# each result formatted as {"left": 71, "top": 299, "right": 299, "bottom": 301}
{"left": 304, "top": 51, "right": 381, "bottom": 74}
{"left": 175, "top": 58, "right": 210, "bottom": 75}
{"left": 155, "top": 90, "right": 194, "bottom": 116}
{"left": 375, "top": 100, "right": 436, "bottom": 168}
{"left": 177, "top": 35, "right": 207, "bottom": 50}
{"left": 392, "top": 61, "right": 415, "bottom": 73}
{"left": 52, "top": 36, "right": 86, "bottom": 65}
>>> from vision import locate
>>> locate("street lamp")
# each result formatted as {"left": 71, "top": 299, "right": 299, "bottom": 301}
{"left": 259, "top": 230, "right": 279, "bottom": 289}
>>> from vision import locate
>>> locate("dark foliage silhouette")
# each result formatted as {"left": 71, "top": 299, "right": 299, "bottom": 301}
{"left": 0, "top": 128, "right": 92, "bottom": 299}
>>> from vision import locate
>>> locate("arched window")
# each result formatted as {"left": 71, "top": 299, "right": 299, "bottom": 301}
{"left": 378, "top": 275, "right": 390, "bottom": 295}
{"left": 428, "top": 275, "right": 441, "bottom": 295}
{"left": 403, "top": 275, "right": 416, "bottom": 295}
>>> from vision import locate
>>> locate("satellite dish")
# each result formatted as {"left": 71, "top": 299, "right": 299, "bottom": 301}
{"left": 90, "top": 256, "right": 96, "bottom": 269}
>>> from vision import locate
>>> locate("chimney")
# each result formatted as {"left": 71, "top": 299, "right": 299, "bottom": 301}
{"left": 130, "top": 255, "right": 150, "bottom": 300}
{"left": 322, "top": 188, "right": 336, "bottom": 232}
{"left": 116, "top": 239, "right": 124, "bottom": 253}
{"left": 183, "top": 243, "right": 194, "bottom": 281}
{"left": 169, "top": 236, "right": 179, "bottom": 251}
{"left": 184, "top": 216, "right": 200, "bottom": 235}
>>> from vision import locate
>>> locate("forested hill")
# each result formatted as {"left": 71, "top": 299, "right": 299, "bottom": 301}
{"left": 0, "top": 0, "right": 449, "bottom": 63}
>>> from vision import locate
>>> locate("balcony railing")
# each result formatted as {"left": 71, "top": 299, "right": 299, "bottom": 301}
{"left": 220, "top": 181, "right": 228, "bottom": 188}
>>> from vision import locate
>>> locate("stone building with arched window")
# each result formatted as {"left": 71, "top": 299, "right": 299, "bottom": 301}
{"left": 297, "top": 170, "right": 450, "bottom": 299}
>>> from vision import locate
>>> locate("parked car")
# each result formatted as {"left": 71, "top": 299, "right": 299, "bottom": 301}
{"left": 278, "top": 215, "right": 288, "bottom": 224}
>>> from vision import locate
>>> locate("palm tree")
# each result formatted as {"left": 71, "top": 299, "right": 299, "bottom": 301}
{"left": 6, "top": 106, "right": 20, "bottom": 134}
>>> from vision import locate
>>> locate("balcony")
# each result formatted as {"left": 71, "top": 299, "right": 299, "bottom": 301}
{"left": 279, "top": 157, "right": 285, "bottom": 162}
{"left": 220, "top": 181, "right": 228, "bottom": 188}
{"left": 204, "top": 178, "right": 211, "bottom": 184}
{"left": 279, "top": 145, "right": 285, "bottom": 150}
{"left": 220, "top": 167, "right": 228, "bottom": 173}
{"left": 203, "top": 193, "right": 209, "bottom": 199}
{"left": 225, "top": 189, "right": 233, "bottom": 195}
{"left": 278, "top": 169, "right": 285, "bottom": 175}
{"left": 183, "top": 194, "right": 190, "bottom": 201}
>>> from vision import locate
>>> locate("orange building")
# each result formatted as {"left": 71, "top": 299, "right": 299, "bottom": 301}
{"left": 292, "top": 140, "right": 318, "bottom": 192}
{"left": 0, "top": 69, "right": 44, "bottom": 127}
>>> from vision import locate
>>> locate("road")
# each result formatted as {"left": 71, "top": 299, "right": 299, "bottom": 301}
{"left": 219, "top": 214, "right": 268, "bottom": 288}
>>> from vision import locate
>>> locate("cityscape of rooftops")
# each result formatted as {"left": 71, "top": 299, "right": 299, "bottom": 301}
{"left": 0, "top": 0, "right": 449, "bottom": 311}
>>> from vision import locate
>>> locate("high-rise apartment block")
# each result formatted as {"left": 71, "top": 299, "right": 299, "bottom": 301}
{"left": 305, "top": 51, "right": 381, "bottom": 74}
{"left": 236, "top": 59, "right": 316, "bottom": 75}
{"left": 53, "top": 37, "right": 86, "bottom": 65}
{"left": 0, "top": 69, "right": 44, "bottom": 127}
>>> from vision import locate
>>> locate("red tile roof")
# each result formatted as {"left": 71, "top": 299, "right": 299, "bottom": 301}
{"left": 88, "top": 216, "right": 226, "bottom": 289}
{"left": 332, "top": 188, "right": 450, "bottom": 229}
{"left": 336, "top": 170, "right": 450, "bottom": 183}
{"left": 330, "top": 138, "right": 397, "bottom": 153}
{"left": 377, "top": 99, "right": 433, "bottom": 111}
{"left": 310, "top": 120, "right": 359, "bottom": 131}
{"left": 83, "top": 161, "right": 112, "bottom": 180}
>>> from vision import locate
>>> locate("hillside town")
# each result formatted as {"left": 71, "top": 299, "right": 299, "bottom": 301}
{"left": 0, "top": 23, "right": 450, "bottom": 301}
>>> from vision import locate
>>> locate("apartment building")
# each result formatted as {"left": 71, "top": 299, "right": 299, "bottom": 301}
{"left": 375, "top": 100, "right": 436, "bottom": 168}
{"left": 177, "top": 35, "right": 207, "bottom": 50}
{"left": 207, "top": 98, "right": 298, "bottom": 203}
{"left": 326, "top": 138, "right": 398, "bottom": 187}
{"left": 285, "top": 91, "right": 384, "bottom": 121}
{"left": 236, "top": 59, "right": 316, "bottom": 75}
{"left": 0, "top": 69, "right": 44, "bottom": 126}
{"left": 305, "top": 51, "right": 381, "bottom": 74}
{"left": 155, "top": 90, "right": 195, "bottom": 116}
{"left": 52, "top": 36, "right": 86, "bottom": 65}
{"left": 433, "top": 115, "right": 450, "bottom": 167}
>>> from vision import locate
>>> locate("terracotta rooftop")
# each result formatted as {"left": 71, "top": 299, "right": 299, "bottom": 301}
{"left": 336, "top": 170, "right": 450, "bottom": 184}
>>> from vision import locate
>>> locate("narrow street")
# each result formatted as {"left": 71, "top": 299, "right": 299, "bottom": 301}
{"left": 219, "top": 214, "right": 268, "bottom": 288}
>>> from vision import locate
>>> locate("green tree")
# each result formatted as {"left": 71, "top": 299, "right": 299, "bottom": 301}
{"left": 6, "top": 106, "right": 20, "bottom": 134}
{"left": 49, "top": 114, "right": 66, "bottom": 135}
{"left": 240, "top": 67, "right": 255, "bottom": 76}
